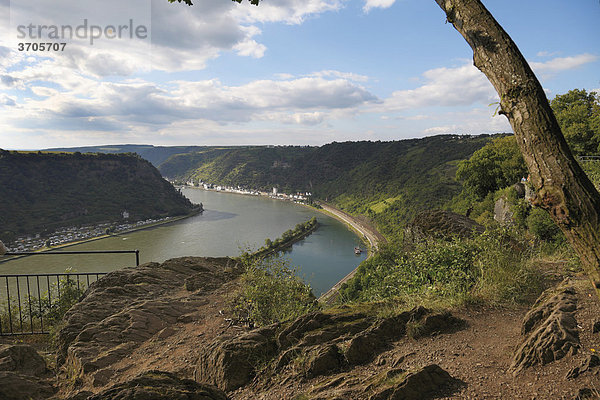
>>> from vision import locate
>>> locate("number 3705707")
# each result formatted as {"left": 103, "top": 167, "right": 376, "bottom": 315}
{"left": 17, "top": 42, "right": 66, "bottom": 51}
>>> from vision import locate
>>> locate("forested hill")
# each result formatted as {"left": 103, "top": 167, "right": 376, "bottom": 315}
{"left": 44, "top": 144, "right": 237, "bottom": 168}
{"left": 0, "top": 150, "right": 199, "bottom": 241}
{"left": 159, "top": 135, "right": 495, "bottom": 239}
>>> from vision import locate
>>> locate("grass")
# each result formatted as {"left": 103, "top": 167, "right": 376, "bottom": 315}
{"left": 338, "top": 226, "right": 550, "bottom": 311}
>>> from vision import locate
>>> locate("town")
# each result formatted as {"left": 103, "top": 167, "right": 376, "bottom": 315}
{"left": 7, "top": 216, "right": 172, "bottom": 253}
{"left": 179, "top": 179, "right": 313, "bottom": 205}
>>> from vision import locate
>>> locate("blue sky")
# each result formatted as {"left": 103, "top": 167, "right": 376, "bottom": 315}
{"left": 0, "top": 0, "right": 598, "bottom": 149}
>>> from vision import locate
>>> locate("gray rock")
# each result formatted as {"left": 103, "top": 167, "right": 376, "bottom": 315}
{"left": 55, "top": 257, "right": 241, "bottom": 392}
{"left": 494, "top": 196, "right": 514, "bottom": 225}
{"left": 511, "top": 283, "right": 580, "bottom": 374}
{"left": 195, "top": 326, "right": 278, "bottom": 392}
{"left": 0, "top": 344, "right": 47, "bottom": 377}
{"left": 304, "top": 344, "right": 343, "bottom": 378}
{"left": 87, "top": 370, "right": 228, "bottom": 400}
{"left": 0, "top": 371, "right": 55, "bottom": 400}
{"left": 368, "top": 364, "right": 463, "bottom": 400}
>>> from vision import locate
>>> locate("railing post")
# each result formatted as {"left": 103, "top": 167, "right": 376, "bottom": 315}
{"left": 135, "top": 250, "right": 140, "bottom": 266}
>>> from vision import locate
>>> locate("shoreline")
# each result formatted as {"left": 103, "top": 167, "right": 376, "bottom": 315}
{"left": 0, "top": 208, "right": 203, "bottom": 265}
{"left": 314, "top": 202, "right": 385, "bottom": 304}
{"left": 249, "top": 219, "right": 320, "bottom": 260}
{"left": 182, "top": 185, "right": 384, "bottom": 302}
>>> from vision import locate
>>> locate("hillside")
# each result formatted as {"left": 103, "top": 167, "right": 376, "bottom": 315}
{"left": 0, "top": 150, "right": 199, "bottom": 242}
{"left": 158, "top": 135, "right": 495, "bottom": 239}
{"left": 44, "top": 144, "right": 241, "bottom": 169}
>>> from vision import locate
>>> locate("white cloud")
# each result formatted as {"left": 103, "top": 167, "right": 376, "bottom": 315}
{"left": 377, "top": 63, "right": 497, "bottom": 112}
{"left": 363, "top": 0, "right": 396, "bottom": 12}
{"left": 231, "top": 0, "right": 344, "bottom": 25}
{"left": 422, "top": 108, "right": 511, "bottom": 135}
{"left": 311, "top": 70, "right": 370, "bottom": 82}
{"left": 0, "top": 73, "right": 378, "bottom": 138}
{"left": 530, "top": 53, "right": 598, "bottom": 77}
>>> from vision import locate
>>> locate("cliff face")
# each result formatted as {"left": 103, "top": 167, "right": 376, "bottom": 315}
{"left": 0, "top": 150, "right": 197, "bottom": 241}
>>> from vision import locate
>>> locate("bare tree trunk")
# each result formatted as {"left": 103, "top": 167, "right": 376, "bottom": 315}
{"left": 434, "top": 0, "right": 600, "bottom": 296}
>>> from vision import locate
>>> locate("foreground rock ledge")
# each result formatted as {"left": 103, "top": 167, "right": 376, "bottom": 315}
{"left": 55, "top": 256, "right": 242, "bottom": 397}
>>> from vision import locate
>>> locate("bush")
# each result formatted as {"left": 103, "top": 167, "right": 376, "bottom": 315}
{"left": 526, "top": 207, "right": 563, "bottom": 242}
{"left": 230, "top": 256, "right": 319, "bottom": 326}
{"left": 340, "top": 227, "right": 545, "bottom": 307}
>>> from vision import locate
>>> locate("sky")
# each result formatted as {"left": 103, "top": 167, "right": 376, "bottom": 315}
{"left": 0, "top": 0, "right": 598, "bottom": 149}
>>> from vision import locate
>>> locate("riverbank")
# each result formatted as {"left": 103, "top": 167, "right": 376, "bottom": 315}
{"left": 314, "top": 202, "right": 385, "bottom": 304}
{"left": 0, "top": 208, "right": 203, "bottom": 264}
{"left": 249, "top": 218, "right": 319, "bottom": 260}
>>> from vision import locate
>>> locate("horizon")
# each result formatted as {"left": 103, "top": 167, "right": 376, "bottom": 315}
{"left": 1, "top": 0, "right": 598, "bottom": 149}
{"left": 2, "top": 132, "right": 510, "bottom": 151}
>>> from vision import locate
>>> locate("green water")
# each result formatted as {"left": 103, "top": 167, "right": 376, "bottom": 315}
{"left": 0, "top": 188, "right": 366, "bottom": 296}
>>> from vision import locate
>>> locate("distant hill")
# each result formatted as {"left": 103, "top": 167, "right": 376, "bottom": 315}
{"left": 0, "top": 150, "right": 199, "bottom": 242}
{"left": 157, "top": 135, "right": 496, "bottom": 239}
{"left": 43, "top": 144, "right": 243, "bottom": 168}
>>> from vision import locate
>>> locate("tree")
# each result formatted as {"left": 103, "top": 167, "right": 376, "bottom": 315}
{"left": 434, "top": 0, "right": 600, "bottom": 298}
{"left": 456, "top": 135, "right": 527, "bottom": 200}
{"left": 551, "top": 89, "right": 600, "bottom": 155}
{"left": 171, "top": 0, "right": 600, "bottom": 298}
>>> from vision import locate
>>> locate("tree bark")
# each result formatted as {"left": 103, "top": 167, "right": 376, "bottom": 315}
{"left": 434, "top": 0, "right": 600, "bottom": 296}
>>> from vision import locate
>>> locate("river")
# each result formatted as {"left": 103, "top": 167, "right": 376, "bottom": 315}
{"left": 0, "top": 188, "right": 366, "bottom": 296}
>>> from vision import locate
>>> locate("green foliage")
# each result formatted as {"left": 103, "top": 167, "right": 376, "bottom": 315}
{"left": 230, "top": 256, "right": 318, "bottom": 326}
{"left": 158, "top": 135, "right": 493, "bottom": 241}
{"left": 40, "top": 273, "right": 85, "bottom": 325}
{"left": 581, "top": 160, "right": 600, "bottom": 190}
{"left": 0, "top": 271, "right": 85, "bottom": 334}
{"left": 0, "top": 150, "right": 197, "bottom": 241}
{"left": 455, "top": 135, "right": 527, "bottom": 201}
{"left": 251, "top": 217, "right": 318, "bottom": 257}
{"left": 551, "top": 89, "right": 600, "bottom": 155}
{"left": 341, "top": 227, "right": 544, "bottom": 306}
{"left": 526, "top": 208, "right": 564, "bottom": 243}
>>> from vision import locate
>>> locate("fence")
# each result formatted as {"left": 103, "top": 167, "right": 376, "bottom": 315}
{"left": 0, "top": 249, "right": 139, "bottom": 335}
{"left": 0, "top": 272, "right": 106, "bottom": 335}
{"left": 579, "top": 155, "right": 600, "bottom": 161}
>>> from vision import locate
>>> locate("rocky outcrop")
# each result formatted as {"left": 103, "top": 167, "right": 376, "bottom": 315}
{"left": 84, "top": 371, "right": 228, "bottom": 400}
{"left": 0, "top": 344, "right": 47, "bottom": 376}
{"left": 368, "top": 364, "right": 463, "bottom": 400}
{"left": 494, "top": 196, "right": 514, "bottom": 225}
{"left": 405, "top": 209, "right": 483, "bottom": 242}
{"left": 566, "top": 354, "right": 600, "bottom": 380}
{"left": 56, "top": 257, "right": 241, "bottom": 395}
{"left": 196, "top": 326, "right": 279, "bottom": 392}
{"left": 511, "top": 282, "right": 580, "bottom": 374}
{"left": 195, "top": 306, "right": 465, "bottom": 393}
{"left": 0, "top": 344, "right": 55, "bottom": 400}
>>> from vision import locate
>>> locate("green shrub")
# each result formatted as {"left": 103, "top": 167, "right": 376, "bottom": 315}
{"left": 230, "top": 256, "right": 319, "bottom": 326}
{"left": 526, "top": 208, "right": 563, "bottom": 242}
{"left": 340, "top": 227, "right": 544, "bottom": 307}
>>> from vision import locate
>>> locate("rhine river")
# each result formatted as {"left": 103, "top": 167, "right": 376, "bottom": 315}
{"left": 0, "top": 188, "right": 366, "bottom": 296}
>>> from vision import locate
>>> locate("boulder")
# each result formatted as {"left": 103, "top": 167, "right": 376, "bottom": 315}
{"left": 0, "top": 344, "right": 47, "bottom": 376}
{"left": 55, "top": 257, "right": 241, "bottom": 392}
{"left": 86, "top": 370, "right": 228, "bottom": 400}
{"left": 494, "top": 196, "right": 514, "bottom": 225}
{"left": 195, "top": 326, "right": 278, "bottom": 392}
{"left": 0, "top": 371, "right": 55, "bottom": 400}
{"left": 368, "top": 364, "right": 463, "bottom": 400}
{"left": 304, "top": 344, "right": 343, "bottom": 378}
{"left": 511, "top": 283, "right": 580, "bottom": 374}
{"left": 405, "top": 209, "right": 483, "bottom": 242}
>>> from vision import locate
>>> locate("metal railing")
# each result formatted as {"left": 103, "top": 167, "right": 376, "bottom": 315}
{"left": 3, "top": 249, "right": 140, "bottom": 266}
{"left": 0, "top": 272, "right": 106, "bottom": 335}
{"left": 0, "top": 249, "right": 140, "bottom": 335}
{"left": 579, "top": 155, "right": 600, "bottom": 161}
